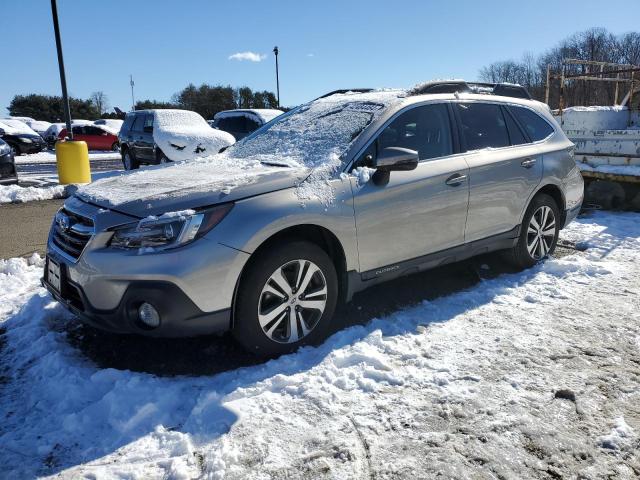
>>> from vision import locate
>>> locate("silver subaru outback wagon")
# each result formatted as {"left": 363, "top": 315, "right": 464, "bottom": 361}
{"left": 43, "top": 82, "right": 584, "bottom": 356}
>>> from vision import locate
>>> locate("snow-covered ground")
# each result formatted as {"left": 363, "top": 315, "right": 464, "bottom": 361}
{"left": 0, "top": 212, "right": 639, "bottom": 479}
{"left": 0, "top": 151, "right": 122, "bottom": 203}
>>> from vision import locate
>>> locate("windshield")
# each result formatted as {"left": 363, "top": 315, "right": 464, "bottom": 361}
{"left": 225, "top": 93, "right": 397, "bottom": 168}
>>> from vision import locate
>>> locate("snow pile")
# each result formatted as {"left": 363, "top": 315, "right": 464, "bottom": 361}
{"left": 1, "top": 212, "right": 640, "bottom": 478}
{"left": 153, "top": 110, "right": 235, "bottom": 162}
{"left": 578, "top": 162, "right": 640, "bottom": 178}
{"left": 0, "top": 183, "right": 67, "bottom": 204}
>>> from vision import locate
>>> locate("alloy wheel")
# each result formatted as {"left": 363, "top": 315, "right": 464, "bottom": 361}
{"left": 527, "top": 205, "right": 556, "bottom": 260}
{"left": 258, "top": 259, "right": 328, "bottom": 344}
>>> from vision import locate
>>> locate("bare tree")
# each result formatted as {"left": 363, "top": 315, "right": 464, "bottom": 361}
{"left": 90, "top": 91, "right": 109, "bottom": 114}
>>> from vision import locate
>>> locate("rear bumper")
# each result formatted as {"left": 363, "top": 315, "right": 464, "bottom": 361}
{"left": 42, "top": 275, "right": 231, "bottom": 337}
{"left": 563, "top": 202, "right": 582, "bottom": 228}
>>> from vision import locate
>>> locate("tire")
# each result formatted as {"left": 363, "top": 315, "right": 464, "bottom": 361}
{"left": 122, "top": 150, "right": 139, "bottom": 170}
{"left": 233, "top": 241, "right": 339, "bottom": 357}
{"left": 9, "top": 143, "right": 21, "bottom": 156}
{"left": 157, "top": 150, "right": 170, "bottom": 164}
{"left": 505, "top": 193, "right": 561, "bottom": 269}
{"left": 111, "top": 142, "right": 120, "bottom": 152}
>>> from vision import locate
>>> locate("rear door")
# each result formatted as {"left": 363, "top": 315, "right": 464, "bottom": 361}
{"left": 350, "top": 102, "right": 470, "bottom": 274}
{"left": 455, "top": 102, "right": 543, "bottom": 242}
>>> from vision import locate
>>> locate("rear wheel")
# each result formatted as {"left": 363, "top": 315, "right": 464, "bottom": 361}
{"left": 233, "top": 241, "right": 338, "bottom": 357}
{"left": 505, "top": 193, "right": 560, "bottom": 269}
{"left": 122, "top": 150, "right": 139, "bottom": 170}
{"left": 111, "top": 142, "right": 120, "bottom": 152}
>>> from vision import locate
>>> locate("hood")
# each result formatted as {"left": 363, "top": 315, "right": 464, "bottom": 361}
{"left": 76, "top": 155, "right": 309, "bottom": 217}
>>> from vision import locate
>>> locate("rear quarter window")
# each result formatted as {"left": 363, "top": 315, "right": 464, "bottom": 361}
{"left": 509, "top": 106, "right": 554, "bottom": 142}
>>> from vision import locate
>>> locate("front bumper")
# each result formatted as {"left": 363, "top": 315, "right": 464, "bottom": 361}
{"left": 18, "top": 142, "right": 45, "bottom": 154}
{"left": 42, "top": 274, "right": 231, "bottom": 336}
{"left": 44, "top": 198, "right": 250, "bottom": 337}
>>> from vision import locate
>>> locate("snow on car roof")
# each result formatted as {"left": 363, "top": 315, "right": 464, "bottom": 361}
{"left": 152, "top": 109, "right": 210, "bottom": 128}
{"left": 0, "top": 119, "right": 38, "bottom": 135}
{"left": 214, "top": 109, "right": 284, "bottom": 124}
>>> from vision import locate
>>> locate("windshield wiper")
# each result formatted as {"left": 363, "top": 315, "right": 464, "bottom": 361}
{"left": 260, "top": 160, "right": 292, "bottom": 168}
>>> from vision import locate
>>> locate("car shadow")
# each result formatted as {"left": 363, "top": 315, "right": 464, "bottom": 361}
{"left": 68, "top": 247, "right": 573, "bottom": 377}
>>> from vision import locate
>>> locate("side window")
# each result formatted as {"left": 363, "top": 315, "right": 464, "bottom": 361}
{"left": 130, "top": 114, "right": 143, "bottom": 132}
{"left": 502, "top": 107, "right": 528, "bottom": 145}
{"left": 72, "top": 126, "right": 84, "bottom": 135}
{"left": 509, "top": 106, "right": 554, "bottom": 142}
{"left": 85, "top": 126, "right": 102, "bottom": 135}
{"left": 246, "top": 117, "right": 260, "bottom": 133}
{"left": 225, "top": 116, "right": 245, "bottom": 132}
{"left": 122, "top": 114, "right": 134, "bottom": 132}
{"left": 374, "top": 104, "right": 453, "bottom": 162}
{"left": 143, "top": 114, "right": 153, "bottom": 130}
{"left": 457, "top": 103, "right": 510, "bottom": 151}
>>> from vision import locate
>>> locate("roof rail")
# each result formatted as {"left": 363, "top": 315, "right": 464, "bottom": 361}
{"left": 409, "top": 81, "right": 532, "bottom": 100}
{"left": 317, "top": 88, "right": 374, "bottom": 99}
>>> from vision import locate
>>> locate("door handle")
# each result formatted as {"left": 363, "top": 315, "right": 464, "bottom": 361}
{"left": 521, "top": 158, "right": 537, "bottom": 168}
{"left": 445, "top": 174, "right": 468, "bottom": 186}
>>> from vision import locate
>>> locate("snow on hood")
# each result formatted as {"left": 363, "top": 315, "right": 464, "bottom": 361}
{"left": 24, "top": 120, "right": 51, "bottom": 133}
{"left": 77, "top": 154, "right": 308, "bottom": 215}
{"left": 0, "top": 119, "right": 39, "bottom": 136}
{"left": 152, "top": 110, "right": 236, "bottom": 161}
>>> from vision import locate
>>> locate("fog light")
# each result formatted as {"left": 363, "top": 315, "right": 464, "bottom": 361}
{"left": 138, "top": 302, "right": 160, "bottom": 328}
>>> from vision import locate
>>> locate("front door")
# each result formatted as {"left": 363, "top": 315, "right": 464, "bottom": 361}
{"left": 350, "top": 103, "right": 470, "bottom": 274}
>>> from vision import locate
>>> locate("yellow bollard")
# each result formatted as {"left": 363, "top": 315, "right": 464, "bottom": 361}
{"left": 55, "top": 140, "right": 91, "bottom": 184}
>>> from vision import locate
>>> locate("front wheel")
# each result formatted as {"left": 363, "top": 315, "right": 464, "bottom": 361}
{"left": 505, "top": 193, "right": 560, "bottom": 269}
{"left": 111, "top": 142, "right": 120, "bottom": 152}
{"left": 122, "top": 150, "right": 139, "bottom": 170}
{"left": 233, "top": 241, "right": 338, "bottom": 357}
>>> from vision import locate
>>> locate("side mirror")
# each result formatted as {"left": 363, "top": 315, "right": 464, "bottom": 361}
{"left": 371, "top": 147, "right": 419, "bottom": 185}
{"left": 143, "top": 126, "right": 153, "bottom": 133}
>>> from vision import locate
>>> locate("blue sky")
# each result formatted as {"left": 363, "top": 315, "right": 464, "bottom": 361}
{"left": 2, "top": 0, "right": 639, "bottom": 116}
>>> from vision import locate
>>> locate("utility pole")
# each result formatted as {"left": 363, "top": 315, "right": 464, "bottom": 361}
{"left": 50, "top": 0, "right": 72, "bottom": 140}
{"left": 130, "top": 75, "right": 136, "bottom": 111}
{"left": 273, "top": 46, "right": 280, "bottom": 108}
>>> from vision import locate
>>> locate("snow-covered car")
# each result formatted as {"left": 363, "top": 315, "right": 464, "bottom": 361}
{"left": 94, "top": 118, "right": 124, "bottom": 132}
{"left": 43, "top": 122, "right": 66, "bottom": 147}
{"left": 44, "top": 82, "right": 583, "bottom": 356}
{"left": 24, "top": 119, "right": 52, "bottom": 137}
{"left": 0, "top": 119, "right": 46, "bottom": 155}
{"left": 210, "top": 108, "right": 284, "bottom": 140}
{"left": 118, "top": 109, "right": 235, "bottom": 169}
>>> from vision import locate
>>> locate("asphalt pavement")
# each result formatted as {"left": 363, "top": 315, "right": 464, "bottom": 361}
{"left": 0, "top": 199, "right": 64, "bottom": 258}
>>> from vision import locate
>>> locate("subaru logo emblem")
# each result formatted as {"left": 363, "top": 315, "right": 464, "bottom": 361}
{"left": 56, "top": 212, "right": 70, "bottom": 232}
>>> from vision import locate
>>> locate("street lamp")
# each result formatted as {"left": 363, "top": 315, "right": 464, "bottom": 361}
{"left": 273, "top": 46, "right": 280, "bottom": 108}
{"left": 130, "top": 74, "right": 135, "bottom": 111}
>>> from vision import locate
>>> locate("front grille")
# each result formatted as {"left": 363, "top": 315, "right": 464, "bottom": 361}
{"left": 51, "top": 208, "right": 94, "bottom": 261}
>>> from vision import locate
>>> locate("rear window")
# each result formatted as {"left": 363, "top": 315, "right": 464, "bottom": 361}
{"left": 509, "top": 106, "right": 554, "bottom": 142}
{"left": 130, "top": 114, "right": 143, "bottom": 132}
{"left": 122, "top": 114, "right": 135, "bottom": 132}
{"left": 457, "top": 103, "right": 510, "bottom": 151}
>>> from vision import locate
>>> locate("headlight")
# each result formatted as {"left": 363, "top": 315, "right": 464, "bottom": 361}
{"left": 19, "top": 137, "right": 33, "bottom": 144}
{"left": 110, "top": 204, "right": 233, "bottom": 252}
